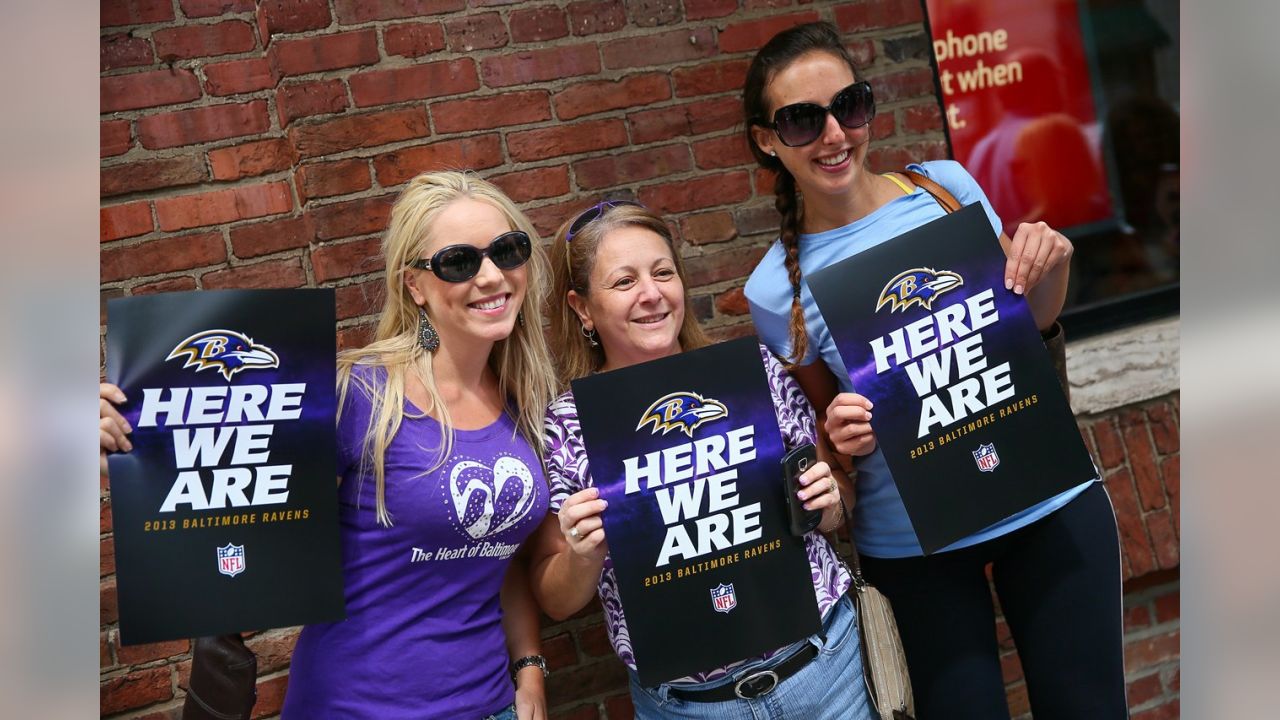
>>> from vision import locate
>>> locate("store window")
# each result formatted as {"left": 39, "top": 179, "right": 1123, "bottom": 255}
{"left": 923, "top": 0, "right": 1179, "bottom": 335}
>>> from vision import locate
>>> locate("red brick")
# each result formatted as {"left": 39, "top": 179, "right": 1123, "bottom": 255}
{"left": 204, "top": 257, "right": 308, "bottom": 289}
{"left": 134, "top": 276, "right": 199, "bottom": 295}
{"left": 579, "top": 621, "right": 612, "bottom": 657}
{"left": 102, "top": 156, "right": 207, "bottom": 197}
{"left": 628, "top": 96, "right": 740, "bottom": 144}
{"left": 554, "top": 73, "right": 670, "bottom": 121}
{"left": 312, "top": 237, "right": 384, "bottom": 281}
{"left": 903, "top": 103, "right": 943, "bottom": 134}
{"left": 277, "top": 79, "right": 348, "bottom": 126}
{"left": 270, "top": 30, "right": 380, "bottom": 77}
{"left": 101, "top": 499, "right": 113, "bottom": 533}
{"left": 734, "top": 204, "right": 778, "bottom": 236}
{"left": 870, "top": 66, "right": 937, "bottom": 103}
{"left": 444, "top": 12, "right": 509, "bottom": 52}
{"left": 1153, "top": 588, "right": 1179, "bottom": 624}
{"left": 719, "top": 12, "right": 820, "bottom": 54}
{"left": 640, "top": 171, "right": 750, "bottom": 214}
{"left": 1161, "top": 455, "right": 1179, "bottom": 533}
{"left": 153, "top": 21, "right": 255, "bottom": 60}
{"left": 628, "top": 0, "right": 682, "bottom": 26}
{"left": 337, "top": 323, "right": 375, "bottom": 350}
{"left": 547, "top": 660, "right": 629, "bottom": 707}
{"left": 115, "top": 636, "right": 190, "bottom": 666}
{"left": 1124, "top": 603, "right": 1151, "bottom": 630}
{"left": 525, "top": 197, "right": 590, "bottom": 239}
{"left": 101, "top": 68, "right": 202, "bottom": 113}
{"left": 508, "top": 118, "right": 627, "bottom": 162}
{"left": 834, "top": 0, "right": 923, "bottom": 32}
{"left": 101, "top": 201, "right": 153, "bottom": 242}
{"left": 602, "top": 27, "right": 717, "bottom": 69}
{"left": 685, "top": 0, "right": 735, "bottom": 19}
{"left": 693, "top": 134, "right": 752, "bottom": 170}
{"left": 432, "top": 90, "right": 550, "bottom": 133}
{"left": 103, "top": 0, "right": 174, "bottom": 27}
{"left": 511, "top": 5, "right": 568, "bottom": 43}
{"left": 754, "top": 167, "right": 776, "bottom": 196}
{"left": 374, "top": 134, "right": 504, "bottom": 185}
{"left": 672, "top": 59, "right": 748, "bottom": 98}
{"left": 487, "top": 165, "right": 570, "bottom": 203}
{"left": 1146, "top": 402, "right": 1179, "bottom": 455}
{"left": 155, "top": 181, "right": 293, "bottom": 231}
{"left": 541, "top": 631, "right": 577, "bottom": 669}
{"left": 481, "top": 44, "right": 601, "bottom": 88}
{"left": 384, "top": 22, "right": 446, "bottom": 58}
{"left": 100, "top": 576, "right": 118, "bottom": 623}
{"left": 848, "top": 37, "right": 877, "bottom": 68}
{"left": 871, "top": 111, "right": 896, "bottom": 141}
{"left": 567, "top": 0, "right": 625, "bottom": 36}
{"left": 102, "top": 232, "right": 228, "bottom": 282}
{"left": 573, "top": 143, "right": 690, "bottom": 190}
{"left": 290, "top": 107, "right": 429, "bottom": 159}
{"left": 714, "top": 286, "right": 749, "bottom": 315}
{"left": 1091, "top": 418, "right": 1126, "bottom": 469}
{"left": 1124, "top": 629, "right": 1179, "bottom": 672}
{"left": 310, "top": 195, "right": 394, "bottom": 241}
{"left": 102, "top": 120, "right": 132, "bottom": 157}
{"left": 704, "top": 321, "right": 753, "bottom": 343}
{"left": 1104, "top": 468, "right": 1154, "bottom": 579}
{"left": 251, "top": 673, "right": 290, "bottom": 718}
{"left": 866, "top": 139, "right": 948, "bottom": 173}
{"left": 684, "top": 243, "right": 766, "bottom": 286}
{"left": 680, "top": 210, "right": 736, "bottom": 246}
{"left": 1132, "top": 700, "right": 1179, "bottom": 720}
{"left": 101, "top": 33, "right": 154, "bottom": 72}
{"left": 257, "top": 0, "right": 331, "bottom": 35}
{"left": 100, "top": 666, "right": 173, "bottom": 714}
{"left": 350, "top": 59, "right": 479, "bottom": 107}
{"left": 138, "top": 100, "right": 270, "bottom": 150}
{"left": 181, "top": 0, "right": 257, "bottom": 17}
{"left": 1122, "top": 420, "right": 1165, "bottom": 510}
{"left": 1146, "top": 508, "right": 1178, "bottom": 568}
{"left": 296, "top": 158, "right": 371, "bottom": 201}
{"left": 334, "top": 278, "right": 385, "bottom": 320}
{"left": 604, "top": 694, "right": 634, "bottom": 720}
{"left": 204, "top": 58, "right": 277, "bottom": 96}
{"left": 101, "top": 632, "right": 113, "bottom": 669}
{"left": 231, "top": 215, "right": 316, "bottom": 258}
{"left": 999, "top": 649, "right": 1023, "bottom": 683}
{"left": 746, "top": 0, "right": 796, "bottom": 7}
{"left": 100, "top": 535, "right": 115, "bottom": 576}
{"left": 1004, "top": 681, "right": 1030, "bottom": 718}
{"left": 333, "top": 0, "right": 465, "bottom": 23}
{"left": 244, "top": 628, "right": 302, "bottom": 674}
{"left": 209, "top": 137, "right": 297, "bottom": 181}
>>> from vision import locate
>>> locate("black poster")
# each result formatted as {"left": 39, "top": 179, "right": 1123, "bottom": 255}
{"left": 571, "top": 337, "right": 820, "bottom": 685}
{"left": 106, "top": 289, "right": 345, "bottom": 645}
{"left": 807, "top": 204, "right": 1096, "bottom": 554}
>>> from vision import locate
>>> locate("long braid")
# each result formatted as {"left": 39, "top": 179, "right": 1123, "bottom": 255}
{"left": 775, "top": 169, "right": 808, "bottom": 368}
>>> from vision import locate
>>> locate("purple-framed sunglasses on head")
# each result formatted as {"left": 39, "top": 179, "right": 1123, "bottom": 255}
{"left": 566, "top": 199, "right": 644, "bottom": 243}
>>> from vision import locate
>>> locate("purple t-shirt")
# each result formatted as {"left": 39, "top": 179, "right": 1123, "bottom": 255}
{"left": 284, "top": 365, "right": 548, "bottom": 719}
{"left": 543, "top": 345, "right": 851, "bottom": 684}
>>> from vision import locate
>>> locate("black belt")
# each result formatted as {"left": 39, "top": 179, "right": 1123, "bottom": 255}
{"left": 667, "top": 644, "right": 819, "bottom": 702}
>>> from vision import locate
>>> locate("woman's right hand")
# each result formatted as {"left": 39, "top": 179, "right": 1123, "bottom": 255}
{"left": 558, "top": 486, "right": 609, "bottom": 561}
{"left": 824, "top": 392, "right": 876, "bottom": 457}
{"left": 100, "top": 383, "right": 132, "bottom": 475}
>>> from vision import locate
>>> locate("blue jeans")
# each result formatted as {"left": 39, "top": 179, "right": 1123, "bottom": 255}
{"left": 628, "top": 594, "right": 872, "bottom": 719}
{"left": 482, "top": 703, "right": 515, "bottom": 720}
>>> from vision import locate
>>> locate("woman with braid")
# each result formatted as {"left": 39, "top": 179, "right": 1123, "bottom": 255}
{"left": 741, "top": 22, "right": 1126, "bottom": 720}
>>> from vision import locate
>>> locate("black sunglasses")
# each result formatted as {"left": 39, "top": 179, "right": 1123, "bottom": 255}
{"left": 410, "top": 230, "right": 533, "bottom": 283}
{"left": 566, "top": 200, "right": 643, "bottom": 243}
{"left": 760, "top": 81, "right": 876, "bottom": 147}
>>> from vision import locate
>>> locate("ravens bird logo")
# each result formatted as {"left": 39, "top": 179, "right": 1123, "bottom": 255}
{"left": 167, "top": 329, "right": 280, "bottom": 382}
{"left": 636, "top": 391, "right": 728, "bottom": 438}
{"left": 875, "top": 268, "right": 964, "bottom": 314}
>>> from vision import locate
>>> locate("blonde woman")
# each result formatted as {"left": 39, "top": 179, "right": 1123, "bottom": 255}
{"left": 101, "top": 172, "right": 557, "bottom": 719}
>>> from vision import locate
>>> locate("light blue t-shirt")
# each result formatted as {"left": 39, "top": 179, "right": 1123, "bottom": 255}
{"left": 745, "top": 160, "right": 1093, "bottom": 558}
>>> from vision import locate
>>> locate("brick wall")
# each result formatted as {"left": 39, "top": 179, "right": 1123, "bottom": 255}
{"left": 98, "top": 1, "right": 1177, "bottom": 717}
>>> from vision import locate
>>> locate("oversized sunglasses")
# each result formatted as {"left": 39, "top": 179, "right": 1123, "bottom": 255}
{"left": 760, "top": 81, "right": 876, "bottom": 147}
{"left": 566, "top": 199, "right": 643, "bottom": 243}
{"left": 410, "top": 230, "right": 532, "bottom": 283}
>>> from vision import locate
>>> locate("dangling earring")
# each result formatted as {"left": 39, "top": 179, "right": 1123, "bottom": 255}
{"left": 580, "top": 324, "right": 599, "bottom": 347}
{"left": 517, "top": 311, "right": 526, "bottom": 328}
{"left": 417, "top": 306, "right": 440, "bottom": 352}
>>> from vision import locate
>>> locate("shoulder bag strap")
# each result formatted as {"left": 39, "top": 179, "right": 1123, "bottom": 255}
{"left": 900, "top": 169, "right": 961, "bottom": 214}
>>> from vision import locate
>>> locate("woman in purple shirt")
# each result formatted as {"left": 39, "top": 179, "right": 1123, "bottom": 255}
{"left": 101, "top": 172, "right": 557, "bottom": 719}
{"left": 526, "top": 201, "right": 873, "bottom": 719}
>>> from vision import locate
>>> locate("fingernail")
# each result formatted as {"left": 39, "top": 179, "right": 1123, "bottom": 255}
{"left": 803, "top": 502, "right": 814, "bottom": 511}
{"left": 600, "top": 499, "right": 608, "bottom": 508}
{"left": 1005, "top": 278, "right": 1013, "bottom": 290}
{"left": 1014, "top": 284, "right": 1024, "bottom": 295}
{"left": 866, "top": 412, "right": 872, "bottom": 420}
{"left": 123, "top": 439, "right": 133, "bottom": 452}
{"left": 866, "top": 401, "right": 874, "bottom": 409}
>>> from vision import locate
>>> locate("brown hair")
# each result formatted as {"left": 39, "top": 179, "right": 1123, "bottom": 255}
{"left": 743, "top": 21, "right": 861, "bottom": 367}
{"left": 547, "top": 203, "right": 709, "bottom": 386}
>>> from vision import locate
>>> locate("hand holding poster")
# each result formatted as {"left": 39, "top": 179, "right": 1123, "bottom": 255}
{"left": 105, "top": 289, "right": 345, "bottom": 645}
{"left": 571, "top": 337, "right": 820, "bottom": 685}
{"left": 807, "top": 204, "right": 1096, "bottom": 553}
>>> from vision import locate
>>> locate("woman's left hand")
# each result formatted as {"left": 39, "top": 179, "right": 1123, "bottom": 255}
{"left": 513, "top": 666, "right": 546, "bottom": 720}
{"left": 1005, "top": 221, "right": 1074, "bottom": 296}
{"left": 795, "top": 460, "right": 843, "bottom": 531}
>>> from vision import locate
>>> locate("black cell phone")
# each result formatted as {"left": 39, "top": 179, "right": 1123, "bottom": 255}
{"left": 781, "top": 443, "right": 823, "bottom": 536}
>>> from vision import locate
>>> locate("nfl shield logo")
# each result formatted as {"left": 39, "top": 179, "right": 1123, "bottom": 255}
{"left": 217, "top": 543, "right": 245, "bottom": 577}
{"left": 710, "top": 583, "right": 737, "bottom": 614}
{"left": 973, "top": 443, "right": 1000, "bottom": 473}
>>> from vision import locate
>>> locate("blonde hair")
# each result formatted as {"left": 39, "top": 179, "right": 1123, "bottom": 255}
{"left": 547, "top": 203, "right": 709, "bottom": 386}
{"left": 336, "top": 171, "right": 556, "bottom": 527}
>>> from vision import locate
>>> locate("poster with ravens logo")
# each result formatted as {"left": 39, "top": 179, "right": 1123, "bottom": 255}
{"left": 571, "top": 337, "right": 819, "bottom": 685}
{"left": 806, "top": 203, "right": 1097, "bottom": 554}
{"left": 105, "top": 289, "right": 345, "bottom": 644}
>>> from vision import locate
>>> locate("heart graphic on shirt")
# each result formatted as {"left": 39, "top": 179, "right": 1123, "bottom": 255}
{"left": 448, "top": 456, "right": 536, "bottom": 540}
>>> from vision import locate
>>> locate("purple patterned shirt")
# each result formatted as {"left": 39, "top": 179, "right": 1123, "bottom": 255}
{"left": 543, "top": 345, "right": 851, "bottom": 683}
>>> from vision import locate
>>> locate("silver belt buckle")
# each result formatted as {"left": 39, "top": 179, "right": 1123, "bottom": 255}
{"left": 733, "top": 669, "right": 780, "bottom": 699}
